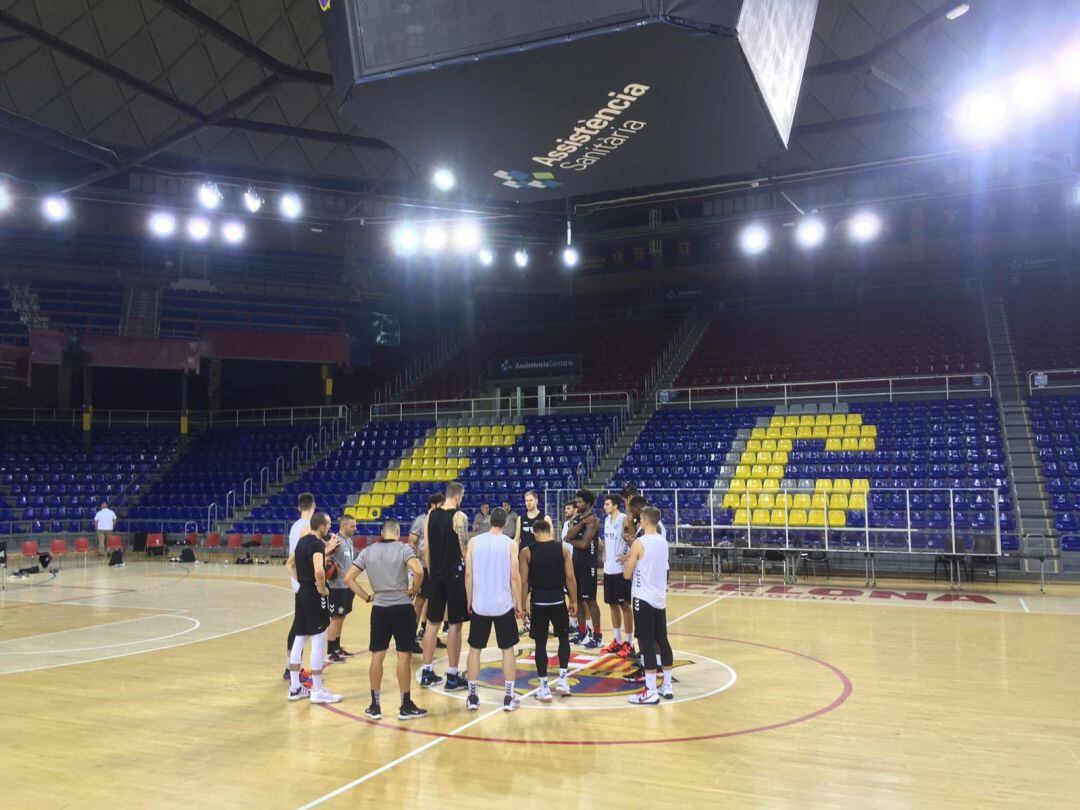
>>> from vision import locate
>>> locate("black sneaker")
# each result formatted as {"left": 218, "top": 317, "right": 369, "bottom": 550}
{"left": 466, "top": 692, "right": 480, "bottom": 711}
{"left": 364, "top": 702, "right": 382, "bottom": 720}
{"left": 622, "top": 664, "right": 647, "bottom": 684}
{"left": 398, "top": 703, "right": 428, "bottom": 721}
{"left": 327, "top": 651, "right": 347, "bottom": 663}
{"left": 444, "top": 673, "right": 469, "bottom": 691}
{"left": 338, "top": 647, "right": 357, "bottom": 657}
{"left": 282, "top": 667, "right": 290, "bottom": 681}
{"left": 419, "top": 669, "right": 443, "bottom": 689}
{"left": 568, "top": 629, "right": 584, "bottom": 644}
{"left": 406, "top": 640, "right": 424, "bottom": 654}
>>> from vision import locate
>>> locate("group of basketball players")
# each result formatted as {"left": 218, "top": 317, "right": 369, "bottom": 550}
{"left": 282, "top": 482, "right": 674, "bottom": 718}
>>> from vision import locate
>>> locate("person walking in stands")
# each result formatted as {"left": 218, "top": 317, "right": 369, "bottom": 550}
{"left": 93, "top": 500, "right": 117, "bottom": 557}
{"left": 327, "top": 515, "right": 358, "bottom": 663}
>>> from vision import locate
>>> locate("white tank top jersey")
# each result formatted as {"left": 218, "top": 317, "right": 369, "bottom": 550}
{"left": 469, "top": 531, "right": 515, "bottom": 616}
{"left": 632, "top": 532, "right": 669, "bottom": 609}
{"left": 603, "top": 513, "right": 627, "bottom": 575}
{"left": 636, "top": 520, "right": 667, "bottom": 541}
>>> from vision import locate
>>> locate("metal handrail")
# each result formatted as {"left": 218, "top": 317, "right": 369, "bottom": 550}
{"left": 225, "top": 490, "right": 236, "bottom": 521}
{"left": 242, "top": 478, "right": 253, "bottom": 509}
{"left": 657, "top": 372, "right": 995, "bottom": 410}
{"left": 259, "top": 465, "right": 270, "bottom": 494}
{"left": 0, "top": 404, "right": 349, "bottom": 427}
{"left": 206, "top": 502, "right": 218, "bottom": 533}
{"left": 275, "top": 455, "right": 285, "bottom": 484}
{"left": 1027, "top": 368, "right": 1080, "bottom": 396}
{"left": 290, "top": 446, "right": 300, "bottom": 472}
{"left": 371, "top": 390, "right": 632, "bottom": 421}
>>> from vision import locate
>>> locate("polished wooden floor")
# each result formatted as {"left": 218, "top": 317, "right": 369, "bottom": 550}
{"left": 2, "top": 558, "right": 1079, "bottom": 809}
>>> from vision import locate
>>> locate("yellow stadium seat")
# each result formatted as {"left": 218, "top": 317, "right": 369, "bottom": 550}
{"left": 858, "top": 437, "right": 876, "bottom": 451}
{"left": 734, "top": 509, "right": 751, "bottom": 526}
{"left": 842, "top": 437, "right": 860, "bottom": 451}
{"left": 435, "top": 426, "right": 448, "bottom": 437}
{"left": 740, "top": 452, "right": 757, "bottom": 465}
{"left": 751, "top": 509, "right": 771, "bottom": 526}
{"left": 770, "top": 508, "right": 788, "bottom": 525}
{"left": 775, "top": 493, "right": 793, "bottom": 509}
{"left": 782, "top": 427, "right": 797, "bottom": 439}
{"left": 833, "top": 479, "right": 851, "bottom": 494}
{"left": 793, "top": 493, "right": 812, "bottom": 509}
{"left": 740, "top": 493, "right": 758, "bottom": 508}
{"left": 722, "top": 493, "right": 741, "bottom": 510}
{"left": 751, "top": 427, "right": 766, "bottom": 439}
{"left": 844, "top": 425, "right": 860, "bottom": 437}
{"left": 751, "top": 465, "right": 768, "bottom": 479}
{"left": 766, "top": 427, "right": 781, "bottom": 439}
{"left": 759, "top": 451, "right": 775, "bottom": 464}
{"left": 811, "top": 493, "right": 829, "bottom": 509}
{"left": 825, "top": 438, "right": 842, "bottom": 452}
{"left": 807, "top": 509, "right": 826, "bottom": 528}
{"left": 422, "top": 469, "right": 437, "bottom": 482}
{"left": 480, "top": 437, "right": 493, "bottom": 447}
{"left": 746, "top": 478, "right": 763, "bottom": 493}
{"left": 828, "top": 425, "right": 844, "bottom": 438}
{"left": 861, "top": 425, "right": 877, "bottom": 437}
{"left": 827, "top": 509, "right": 847, "bottom": 527}
{"left": 777, "top": 439, "right": 793, "bottom": 452}
{"left": 830, "top": 414, "right": 845, "bottom": 425}
{"left": 799, "top": 415, "right": 815, "bottom": 426}
{"left": 734, "top": 465, "right": 750, "bottom": 479}
{"left": 373, "top": 482, "right": 387, "bottom": 494}
{"left": 769, "top": 416, "right": 785, "bottom": 427}
{"left": 767, "top": 464, "right": 785, "bottom": 479}
{"left": 369, "top": 507, "right": 383, "bottom": 521}
{"left": 849, "top": 493, "right": 867, "bottom": 510}
{"left": 745, "top": 439, "right": 761, "bottom": 452}
{"left": 784, "top": 415, "right": 800, "bottom": 427}
{"left": 757, "top": 493, "right": 775, "bottom": 510}
{"left": 813, "top": 426, "right": 829, "bottom": 439}
{"left": 852, "top": 478, "right": 869, "bottom": 493}
{"left": 435, "top": 437, "right": 448, "bottom": 448}
{"left": 846, "top": 413, "right": 862, "bottom": 426}
{"left": 789, "top": 509, "right": 808, "bottom": 527}
{"left": 479, "top": 426, "right": 492, "bottom": 435}
{"left": 760, "top": 439, "right": 778, "bottom": 452}
{"left": 815, "top": 415, "right": 830, "bottom": 426}
{"left": 393, "top": 481, "right": 410, "bottom": 495}
{"left": 815, "top": 479, "right": 833, "bottom": 492}
{"left": 728, "top": 479, "right": 746, "bottom": 493}
{"left": 773, "top": 451, "right": 789, "bottom": 465}
{"left": 386, "top": 470, "right": 400, "bottom": 482}
{"left": 357, "top": 494, "right": 373, "bottom": 507}
{"left": 796, "top": 426, "right": 812, "bottom": 439}
{"left": 830, "top": 493, "right": 849, "bottom": 510}
{"left": 762, "top": 478, "right": 780, "bottom": 492}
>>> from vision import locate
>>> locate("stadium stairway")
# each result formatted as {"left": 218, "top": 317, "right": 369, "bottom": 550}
{"left": 5, "top": 281, "right": 47, "bottom": 329}
{"left": 585, "top": 311, "right": 710, "bottom": 492}
{"left": 985, "top": 297, "right": 1052, "bottom": 537}
{"left": 121, "top": 286, "right": 161, "bottom": 338}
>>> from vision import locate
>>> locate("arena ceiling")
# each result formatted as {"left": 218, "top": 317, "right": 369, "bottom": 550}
{"left": 0, "top": 0, "right": 1075, "bottom": 225}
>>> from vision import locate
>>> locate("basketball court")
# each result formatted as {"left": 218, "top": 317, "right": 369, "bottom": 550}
{"left": 3, "top": 561, "right": 1079, "bottom": 808}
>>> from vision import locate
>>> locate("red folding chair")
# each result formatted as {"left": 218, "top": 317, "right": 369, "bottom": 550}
{"left": 270, "top": 533, "right": 285, "bottom": 559}
{"left": 185, "top": 532, "right": 197, "bottom": 547}
{"left": 104, "top": 535, "right": 123, "bottom": 566}
{"left": 146, "top": 533, "right": 164, "bottom": 560}
{"left": 49, "top": 538, "right": 67, "bottom": 570}
{"left": 74, "top": 537, "right": 90, "bottom": 567}
{"left": 21, "top": 540, "right": 40, "bottom": 566}
{"left": 203, "top": 531, "right": 222, "bottom": 562}
{"left": 246, "top": 533, "right": 265, "bottom": 560}
{"left": 226, "top": 533, "right": 243, "bottom": 555}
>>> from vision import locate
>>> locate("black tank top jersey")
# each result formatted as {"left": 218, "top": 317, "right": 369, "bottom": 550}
{"left": 569, "top": 513, "right": 598, "bottom": 567}
{"left": 519, "top": 511, "right": 542, "bottom": 554}
{"left": 294, "top": 534, "right": 325, "bottom": 587}
{"left": 529, "top": 540, "right": 566, "bottom": 604}
{"left": 427, "top": 507, "right": 465, "bottom": 581}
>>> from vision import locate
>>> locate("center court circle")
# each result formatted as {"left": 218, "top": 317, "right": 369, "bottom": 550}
{"left": 420, "top": 646, "right": 737, "bottom": 710}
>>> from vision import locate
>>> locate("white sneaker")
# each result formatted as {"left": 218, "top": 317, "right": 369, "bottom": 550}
{"left": 554, "top": 679, "right": 572, "bottom": 696}
{"left": 628, "top": 689, "right": 660, "bottom": 705}
{"left": 503, "top": 695, "right": 521, "bottom": 712}
{"left": 659, "top": 686, "right": 674, "bottom": 700}
{"left": 309, "top": 687, "right": 343, "bottom": 704}
{"left": 288, "top": 685, "right": 310, "bottom": 701}
{"left": 534, "top": 684, "right": 553, "bottom": 703}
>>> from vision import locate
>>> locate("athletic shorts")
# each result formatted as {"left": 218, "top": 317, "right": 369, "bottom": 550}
{"left": 369, "top": 603, "right": 418, "bottom": 653}
{"left": 603, "top": 573, "right": 630, "bottom": 605}
{"left": 632, "top": 597, "right": 667, "bottom": 641}
{"left": 417, "top": 567, "right": 431, "bottom": 601}
{"left": 427, "top": 577, "right": 469, "bottom": 625}
{"left": 468, "top": 609, "right": 520, "bottom": 651}
{"left": 530, "top": 602, "right": 570, "bottom": 639}
{"left": 574, "top": 564, "right": 597, "bottom": 601}
{"left": 292, "top": 586, "right": 330, "bottom": 637}
{"left": 328, "top": 588, "right": 354, "bottom": 617}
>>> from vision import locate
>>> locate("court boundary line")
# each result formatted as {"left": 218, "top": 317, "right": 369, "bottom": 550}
{"left": 0, "top": 614, "right": 200, "bottom": 655}
{"left": 299, "top": 594, "right": 730, "bottom": 809}
{"left": 1019, "top": 597, "right": 1030, "bottom": 613}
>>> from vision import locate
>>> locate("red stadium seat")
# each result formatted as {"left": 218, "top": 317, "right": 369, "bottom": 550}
{"left": 270, "top": 533, "right": 285, "bottom": 558}
{"left": 202, "top": 531, "right": 222, "bottom": 562}
{"left": 185, "top": 532, "right": 197, "bottom": 546}
{"left": 21, "top": 540, "right": 40, "bottom": 563}
{"left": 226, "top": 533, "right": 243, "bottom": 550}
{"left": 146, "top": 533, "right": 164, "bottom": 559}
{"left": 74, "top": 537, "right": 91, "bottom": 567}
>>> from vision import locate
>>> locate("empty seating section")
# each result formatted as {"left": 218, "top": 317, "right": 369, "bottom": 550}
{"left": 159, "top": 290, "right": 344, "bottom": 338}
{"left": 0, "top": 426, "right": 179, "bottom": 534}
{"left": 125, "top": 426, "right": 322, "bottom": 533}
{"left": 240, "top": 415, "right": 615, "bottom": 537}
{"left": 676, "top": 297, "right": 987, "bottom": 388}
{"left": 408, "top": 319, "right": 679, "bottom": 401}
{"left": 1031, "top": 396, "right": 1080, "bottom": 551}
{"left": 0, "top": 287, "right": 27, "bottom": 345}
{"left": 613, "top": 398, "right": 1015, "bottom": 550}
{"left": 31, "top": 280, "right": 122, "bottom": 335}
{"left": 1006, "top": 289, "right": 1080, "bottom": 372}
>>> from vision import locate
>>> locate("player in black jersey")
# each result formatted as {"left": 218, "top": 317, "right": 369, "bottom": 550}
{"left": 285, "top": 512, "right": 342, "bottom": 704}
{"left": 420, "top": 482, "right": 470, "bottom": 691}
{"left": 517, "top": 490, "right": 549, "bottom": 634}
{"left": 520, "top": 519, "right": 577, "bottom": 701}
{"left": 564, "top": 488, "right": 602, "bottom": 649}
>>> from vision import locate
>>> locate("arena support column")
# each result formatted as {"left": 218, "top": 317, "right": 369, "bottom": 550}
{"left": 180, "top": 369, "right": 190, "bottom": 451}
{"left": 322, "top": 364, "right": 334, "bottom": 406}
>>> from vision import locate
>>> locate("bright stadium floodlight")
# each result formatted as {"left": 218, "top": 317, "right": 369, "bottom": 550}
{"left": 279, "top": 192, "right": 303, "bottom": 219}
{"left": 148, "top": 211, "right": 177, "bottom": 238}
{"left": 242, "top": 186, "right": 263, "bottom": 213}
{"left": 562, "top": 246, "right": 579, "bottom": 268}
{"left": 423, "top": 223, "right": 448, "bottom": 253}
{"left": 221, "top": 221, "right": 246, "bottom": 245}
{"left": 451, "top": 220, "right": 482, "bottom": 253}
{"left": 849, "top": 210, "right": 882, "bottom": 243}
{"left": 197, "top": 181, "right": 222, "bottom": 210}
{"left": 187, "top": 216, "right": 211, "bottom": 242}
{"left": 432, "top": 168, "right": 456, "bottom": 191}
{"left": 945, "top": 3, "right": 969, "bottom": 20}
{"left": 391, "top": 223, "right": 420, "bottom": 255}
{"left": 738, "top": 223, "right": 769, "bottom": 255}
{"left": 478, "top": 247, "right": 495, "bottom": 266}
{"left": 957, "top": 91, "right": 1008, "bottom": 138}
{"left": 0, "top": 183, "right": 11, "bottom": 214}
{"left": 1011, "top": 69, "right": 1053, "bottom": 111}
{"left": 1057, "top": 44, "right": 1080, "bottom": 91}
{"left": 513, "top": 248, "right": 529, "bottom": 268}
{"left": 794, "top": 217, "right": 826, "bottom": 249}
{"left": 41, "top": 195, "right": 70, "bottom": 222}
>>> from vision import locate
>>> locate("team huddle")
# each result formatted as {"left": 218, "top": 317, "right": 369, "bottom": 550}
{"left": 283, "top": 483, "right": 674, "bottom": 719}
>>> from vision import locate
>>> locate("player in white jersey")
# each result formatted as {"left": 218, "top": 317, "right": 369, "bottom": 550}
{"left": 599, "top": 494, "right": 634, "bottom": 657}
{"left": 623, "top": 506, "right": 673, "bottom": 705}
{"left": 283, "top": 492, "right": 316, "bottom": 683}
